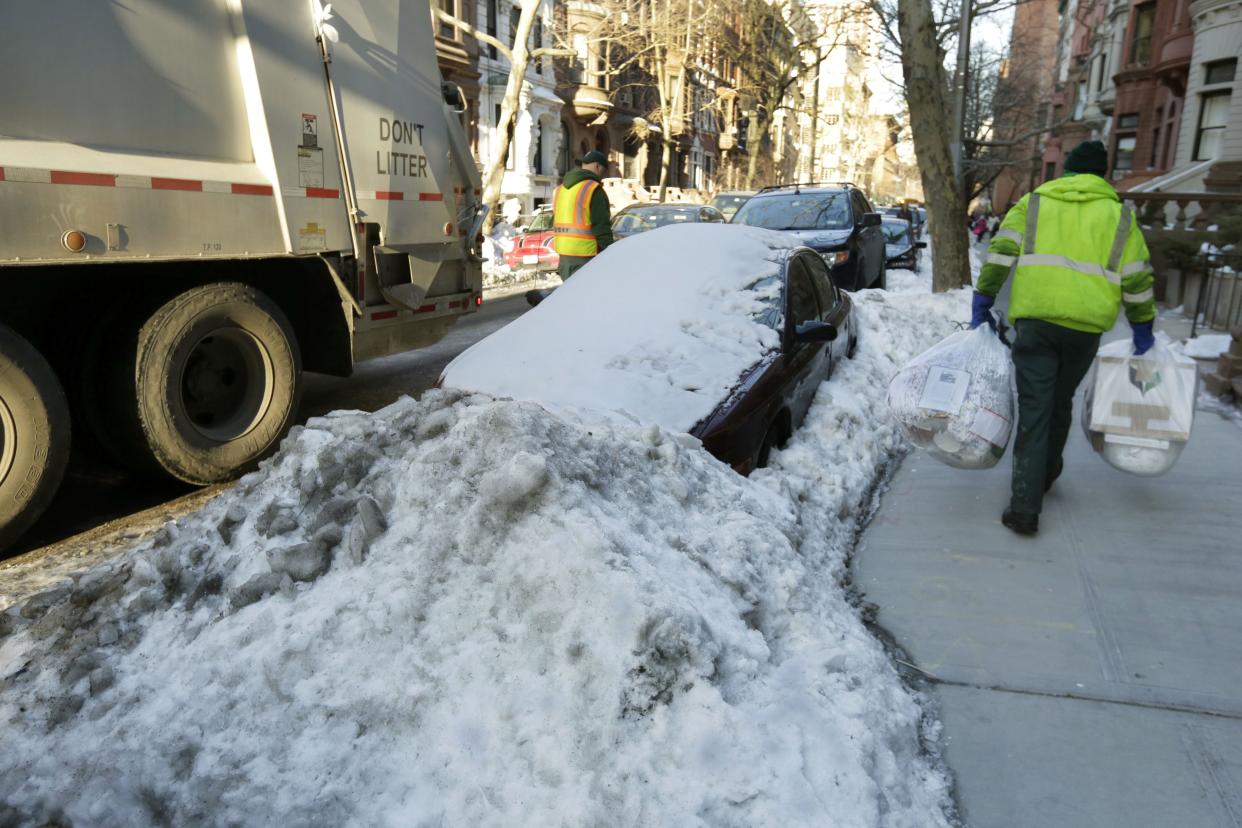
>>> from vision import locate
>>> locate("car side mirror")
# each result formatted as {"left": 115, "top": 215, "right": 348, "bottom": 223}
{"left": 861, "top": 213, "right": 881, "bottom": 228}
{"left": 916, "top": 241, "right": 927, "bottom": 248}
{"left": 794, "top": 321, "right": 838, "bottom": 343}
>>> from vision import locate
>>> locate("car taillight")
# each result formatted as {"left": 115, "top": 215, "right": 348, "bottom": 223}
{"left": 475, "top": 294, "right": 483, "bottom": 307}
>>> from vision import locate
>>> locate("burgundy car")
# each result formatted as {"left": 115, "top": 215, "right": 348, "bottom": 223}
{"left": 503, "top": 208, "right": 558, "bottom": 272}
{"left": 441, "top": 224, "right": 855, "bottom": 476}
{"left": 692, "top": 248, "right": 855, "bottom": 473}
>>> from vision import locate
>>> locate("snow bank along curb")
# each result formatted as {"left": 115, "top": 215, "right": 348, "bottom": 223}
{"left": 0, "top": 276, "right": 965, "bottom": 827}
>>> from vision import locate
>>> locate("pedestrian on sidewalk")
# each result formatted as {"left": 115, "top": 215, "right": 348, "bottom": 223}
{"left": 552, "top": 150, "right": 614, "bottom": 281}
{"left": 970, "top": 140, "right": 1156, "bottom": 536}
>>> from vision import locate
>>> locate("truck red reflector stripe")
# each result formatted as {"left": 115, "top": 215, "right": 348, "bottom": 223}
{"left": 370, "top": 310, "right": 399, "bottom": 321}
{"left": 50, "top": 171, "right": 116, "bottom": 187}
{"left": 0, "top": 167, "right": 6, "bottom": 182}
{"left": 448, "top": 300, "right": 462, "bottom": 309}
{"left": 418, "top": 192, "right": 444, "bottom": 201}
{"left": 415, "top": 303, "right": 437, "bottom": 313}
{"left": 232, "top": 182, "right": 274, "bottom": 196}
{"left": 151, "top": 177, "right": 202, "bottom": 191}
{"left": 305, "top": 187, "right": 340, "bottom": 199}
{"left": 375, "top": 191, "right": 403, "bottom": 200}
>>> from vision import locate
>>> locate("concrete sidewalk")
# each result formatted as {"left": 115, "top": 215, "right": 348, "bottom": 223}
{"left": 857, "top": 338, "right": 1242, "bottom": 826}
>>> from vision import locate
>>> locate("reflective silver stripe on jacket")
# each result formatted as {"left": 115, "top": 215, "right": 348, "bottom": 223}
{"left": 1123, "top": 288, "right": 1154, "bottom": 304}
{"left": 1121, "top": 259, "right": 1151, "bottom": 277}
{"left": 1024, "top": 194, "right": 1040, "bottom": 255}
{"left": 1107, "top": 204, "right": 1134, "bottom": 273}
{"left": 994, "top": 228, "right": 1022, "bottom": 245}
{"left": 1015, "top": 253, "right": 1121, "bottom": 285}
{"left": 986, "top": 253, "right": 1017, "bottom": 267}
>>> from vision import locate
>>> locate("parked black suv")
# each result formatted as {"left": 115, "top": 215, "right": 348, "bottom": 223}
{"left": 729, "top": 183, "right": 886, "bottom": 291}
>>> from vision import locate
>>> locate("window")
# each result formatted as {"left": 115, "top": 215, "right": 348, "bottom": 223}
{"left": 1044, "top": 161, "right": 1057, "bottom": 181}
{"left": 533, "top": 17, "right": 543, "bottom": 74}
{"left": 1150, "top": 107, "right": 1163, "bottom": 167}
{"left": 534, "top": 123, "right": 544, "bottom": 175}
{"left": 1117, "top": 112, "right": 1140, "bottom": 129}
{"left": 1205, "top": 59, "right": 1237, "bottom": 85}
{"left": 803, "top": 255, "right": 839, "bottom": 317}
{"left": 1074, "top": 81, "right": 1087, "bottom": 120}
{"left": 1114, "top": 134, "right": 1137, "bottom": 172}
{"left": 1129, "top": 4, "right": 1155, "bottom": 66}
{"left": 494, "top": 103, "right": 502, "bottom": 126}
{"left": 787, "top": 259, "right": 821, "bottom": 329}
{"left": 438, "top": 0, "right": 457, "bottom": 39}
{"left": 1194, "top": 91, "right": 1231, "bottom": 161}
{"left": 558, "top": 122, "right": 572, "bottom": 177}
{"left": 509, "top": 4, "right": 520, "bottom": 48}
{"left": 486, "top": 0, "right": 498, "bottom": 59}
{"left": 1095, "top": 52, "right": 1109, "bottom": 92}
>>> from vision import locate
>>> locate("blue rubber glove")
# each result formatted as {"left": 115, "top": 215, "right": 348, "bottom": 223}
{"left": 1132, "top": 321, "right": 1155, "bottom": 355}
{"left": 970, "top": 291, "right": 997, "bottom": 331}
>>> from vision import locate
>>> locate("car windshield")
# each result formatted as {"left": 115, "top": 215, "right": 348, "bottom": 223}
{"left": 613, "top": 207, "right": 697, "bottom": 234}
{"left": 882, "top": 223, "right": 910, "bottom": 244}
{"left": 731, "top": 193, "right": 850, "bottom": 230}
{"left": 711, "top": 194, "right": 751, "bottom": 218}
{"left": 747, "top": 274, "right": 784, "bottom": 332}
{"left": 527, "top": 212, "right": 553, "bottom": 232}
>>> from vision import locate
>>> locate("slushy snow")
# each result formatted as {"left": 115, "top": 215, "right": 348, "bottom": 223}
{"left": 0, "top": 255, "right": 966, "bottom": 827}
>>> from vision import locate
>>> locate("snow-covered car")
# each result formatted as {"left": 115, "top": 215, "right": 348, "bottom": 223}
{"left": 441, "top": 224, "right": 855, "bottom": 473}
{"left": 503, "top": 207, "right": 558, "bottom": 272}
{"left": 611, "top": 203, "right": 726, "bottom": 241}
{"left": 881, "top": 218, "right": 926, "bottom": 270}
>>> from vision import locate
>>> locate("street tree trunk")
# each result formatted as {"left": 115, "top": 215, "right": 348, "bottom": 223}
{"left": 896, "top": 0, "right": 972, "bottom": 292}
{"left": 480, "top": 0, "right": 539, "bottom": 232}
{"left": 435, "top": 3, "right": 575, "bottom": 231}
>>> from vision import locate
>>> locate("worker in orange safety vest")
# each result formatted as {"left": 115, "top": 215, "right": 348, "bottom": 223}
{"left": 551, "top": 149, "right": 614, "bottom": 280}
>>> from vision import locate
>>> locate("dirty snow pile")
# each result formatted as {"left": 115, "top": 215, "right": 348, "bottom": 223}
{"left": 0, "top": 258, "right": 966, "bottom": 827}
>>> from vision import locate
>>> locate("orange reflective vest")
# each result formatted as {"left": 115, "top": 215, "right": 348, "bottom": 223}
{"left": 552, "top": 179, "right": 601, "bottom": 257}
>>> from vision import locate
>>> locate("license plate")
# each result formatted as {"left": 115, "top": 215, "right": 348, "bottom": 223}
{"left": 522, "top": 254, "right": 539, "bottom": 264}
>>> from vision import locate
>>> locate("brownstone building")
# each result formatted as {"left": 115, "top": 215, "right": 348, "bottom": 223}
{"left": 1108, "top": 0, "right": 1194, "bottom": 187}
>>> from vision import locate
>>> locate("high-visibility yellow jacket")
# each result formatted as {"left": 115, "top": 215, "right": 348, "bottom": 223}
{"left": 977, "top": 174, "right": 1156, "bottom": 333}
{"left": 552, "top": 168, "right": 612, "bottom": 257}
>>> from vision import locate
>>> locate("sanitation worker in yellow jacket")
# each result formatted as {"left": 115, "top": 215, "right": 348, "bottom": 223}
{"left": 552, "top": 150, "right": 614, "bottom": 281}
{"left": 971, "top": 140, "right": 1156, "bottom": 537}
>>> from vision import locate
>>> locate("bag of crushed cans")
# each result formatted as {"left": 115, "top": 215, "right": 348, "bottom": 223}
{"left": 1081, "top": 332, "right": 1197, "bottom": 477}
{"left": 887, "top": 325, "right": 1015, "bottom": 469}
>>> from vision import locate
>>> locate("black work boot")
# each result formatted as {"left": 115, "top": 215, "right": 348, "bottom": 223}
{"left": 1002, "top": 509, "right": 1039, "bottom": 536}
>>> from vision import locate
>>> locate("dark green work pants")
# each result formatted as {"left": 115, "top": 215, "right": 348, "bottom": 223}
{"left": 1010, "top": 319, "right": 1101, "bottom": 516}
{"left": 558, "top": 255, "right": 593, "bottom": 281}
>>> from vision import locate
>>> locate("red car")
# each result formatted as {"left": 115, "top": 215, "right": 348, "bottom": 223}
{"left": 503, "top": 208, "right": 558, "bottom": 272}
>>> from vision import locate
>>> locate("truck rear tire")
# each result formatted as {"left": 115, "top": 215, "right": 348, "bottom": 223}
{"left": 0, "top": 325, "right": 71, "bottom": 552}
{"left": 113, "top": 283, "right": 302, "bottom": 485}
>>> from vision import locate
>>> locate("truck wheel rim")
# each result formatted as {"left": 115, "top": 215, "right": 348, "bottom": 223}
{"left": 177, "top": 327, "right": 275, "bottom": 444}
{"left": 0, "top": 396, "right": 16, "bottom": 490}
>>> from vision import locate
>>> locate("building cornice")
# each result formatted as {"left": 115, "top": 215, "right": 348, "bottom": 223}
{"left": 1190, "top": 0, "right": 1242, "bottom": 26}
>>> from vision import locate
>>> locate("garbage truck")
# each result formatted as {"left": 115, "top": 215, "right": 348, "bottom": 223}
{"left": 0, "top": 0, "right": 486, "bottom": 551}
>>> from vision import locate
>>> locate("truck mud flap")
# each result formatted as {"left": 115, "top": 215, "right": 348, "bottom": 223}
{"left": 373, "top": 244, "right": 462, "bottom": 311}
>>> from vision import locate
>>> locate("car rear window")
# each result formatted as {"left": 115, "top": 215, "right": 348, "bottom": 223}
{"left": 732, "top": 192, "right": 851, "bottom": 231}
{"left": 882, "top": 223, "right": 910, "bottom": 244}
{"left": 528, "top": 213, "right": 553, "bottom": 232}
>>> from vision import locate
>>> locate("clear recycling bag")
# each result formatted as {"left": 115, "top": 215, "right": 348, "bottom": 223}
{"left": 1081, "top": 331, "right": 1197, "bottom": 477}
{"left": 887, "top": 325, "right": 1015, "bottom": 469}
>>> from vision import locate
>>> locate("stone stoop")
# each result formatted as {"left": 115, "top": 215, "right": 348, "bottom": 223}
{"left": 1202, "top": 326, "right": 1242, "bottom": 407}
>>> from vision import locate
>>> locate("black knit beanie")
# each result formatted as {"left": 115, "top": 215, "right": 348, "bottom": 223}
{"left": 1064, "top": 140, "right": 1108, "bottom": 176}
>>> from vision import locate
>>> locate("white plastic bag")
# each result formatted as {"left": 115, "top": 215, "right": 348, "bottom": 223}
{"left": 887, "top": 325, "right": 1015, "bottom": 469}
{"left": 1081, "top": 331, "right": 1197, "bottom": 476}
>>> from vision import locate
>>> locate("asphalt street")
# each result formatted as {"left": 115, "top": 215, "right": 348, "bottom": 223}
{"left": 5, "top": 293, "right": 532, "bottom": 560}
